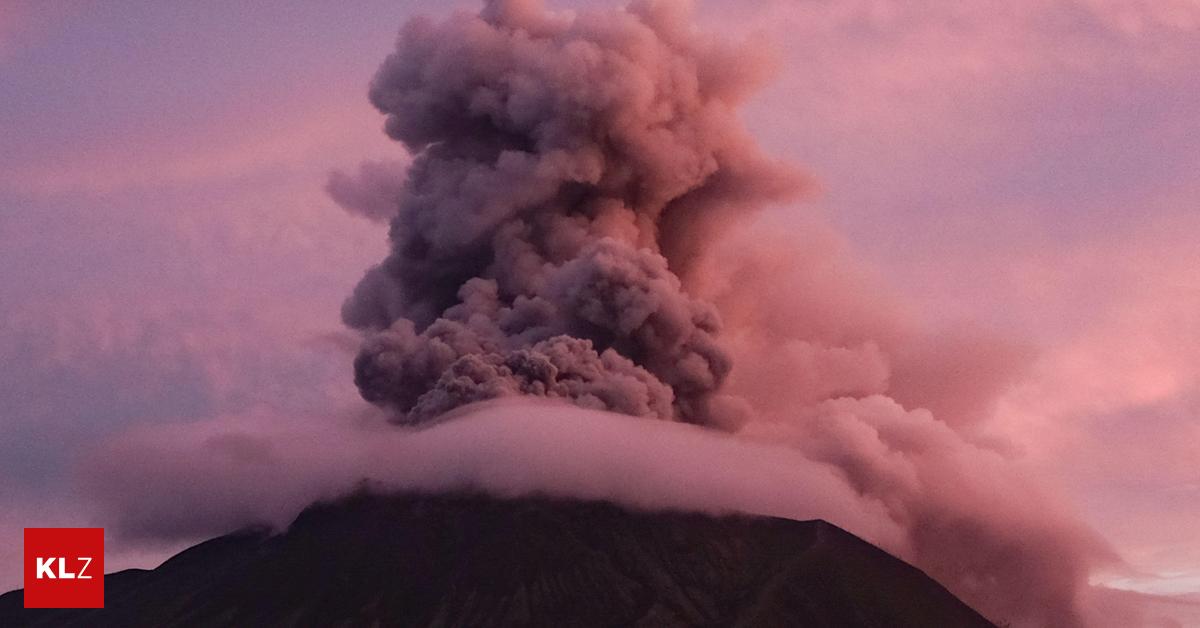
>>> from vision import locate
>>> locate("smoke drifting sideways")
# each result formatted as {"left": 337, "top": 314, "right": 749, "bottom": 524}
{"left": 340, "top": 0, "right": 805, "bottom": 426}
{"left": 82, "top": 400, "right": 903, "bottom": 553}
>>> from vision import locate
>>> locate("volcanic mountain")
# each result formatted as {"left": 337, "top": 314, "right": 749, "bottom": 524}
{"left": 1, "top": 491, "right": 995, "bottom": 627}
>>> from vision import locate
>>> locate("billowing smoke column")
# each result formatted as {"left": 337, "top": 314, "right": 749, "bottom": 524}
{"left": 343, "top": 0, "right": 802, "bottom": 425}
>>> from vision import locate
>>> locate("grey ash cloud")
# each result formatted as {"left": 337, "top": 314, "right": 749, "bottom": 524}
{"left": 340, "top": 0, "right": 803, "bottom": 424}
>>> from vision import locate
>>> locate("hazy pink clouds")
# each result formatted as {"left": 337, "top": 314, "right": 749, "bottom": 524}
{"left": 0, "top": 1, "right": 1196, "bottom": 626}
{"left": 981, "top": 214, "right": 1200, "bottom": 599}
{"left": 687, "top": 7, "right": 1200, "bottom": 607}
{"left": 0, "top": 97, "right": 392, "bottom": 198}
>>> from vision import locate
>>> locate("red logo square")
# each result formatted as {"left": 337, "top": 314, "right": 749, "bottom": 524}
{"left": 23, "top": 528, "right": 104, "bottom": 608}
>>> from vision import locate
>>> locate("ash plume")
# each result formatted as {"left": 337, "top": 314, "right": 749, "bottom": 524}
{"left": 342, "top": 0, "right": 803, "bottom": 425}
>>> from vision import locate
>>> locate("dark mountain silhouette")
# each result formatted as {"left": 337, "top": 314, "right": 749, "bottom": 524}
{"left": 1, "top": 491, "right": 995, "bottom": 627}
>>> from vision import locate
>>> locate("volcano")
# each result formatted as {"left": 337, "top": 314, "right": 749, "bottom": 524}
{"left": 1, "top": 491, "right": 994, "bottom": 627}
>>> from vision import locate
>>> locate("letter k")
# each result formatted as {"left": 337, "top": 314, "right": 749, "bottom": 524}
{"left": 36, "top": 557, "right": 56, "bottom": 579}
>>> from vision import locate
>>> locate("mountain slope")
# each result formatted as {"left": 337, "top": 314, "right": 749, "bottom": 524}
{"left": 1, "top": 491, "right": 995, "bottom": 627}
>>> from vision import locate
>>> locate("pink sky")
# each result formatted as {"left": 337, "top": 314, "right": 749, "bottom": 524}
{"left": 1, "top": 0, "right": 1197, "bottom": 623}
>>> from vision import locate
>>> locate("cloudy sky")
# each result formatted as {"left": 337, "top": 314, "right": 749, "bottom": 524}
{"left": 1, "top": 0, "right": 1197, "bottom": 617}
